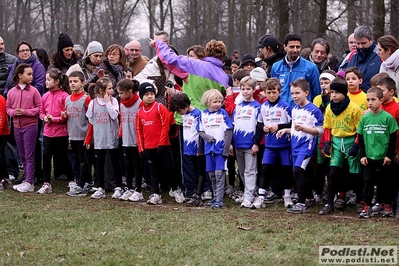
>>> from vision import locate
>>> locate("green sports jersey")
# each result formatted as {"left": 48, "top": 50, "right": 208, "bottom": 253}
{"left": 357, "top": 110, "right": 398, "bottom": 160}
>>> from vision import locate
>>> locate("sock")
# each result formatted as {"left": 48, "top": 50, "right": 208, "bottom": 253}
{"left": 284, "top": 189, "right": 291, "bottom": 197}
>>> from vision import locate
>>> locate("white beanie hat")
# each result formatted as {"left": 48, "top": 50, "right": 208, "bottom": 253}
{"left": 250, "top": 67, "right": 267, "bottom": 82}
{"left": 87, "top": 41, "right": 104, "bottom": 56}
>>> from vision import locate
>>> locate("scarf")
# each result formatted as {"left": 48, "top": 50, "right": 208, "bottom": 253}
{"left": 356, "top": 43, "right": 376, "bottom": 63}
{"left": 109, "top": 63, "right": 124, "bottom": 82}
{"left": 17, "top": 54, "right": 36, "bottom": 65}
{"left": 120, "top": 93, "right": 139, "bottom": 108}
{"left": 382, "top": 49, "right": 399, "bottom": 71}
{"left": 330, "top": 95, "right": 350, "bottom": 116}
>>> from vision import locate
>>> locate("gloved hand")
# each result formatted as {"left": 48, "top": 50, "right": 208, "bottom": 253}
{"left": 321, "top": 92, "right": 330, "bottom": 107}
{"left": 323, "top": 141, "right": 331, "bottom": 156}
{"left": 348, "top": 143, "right": 359, "bottom": 157}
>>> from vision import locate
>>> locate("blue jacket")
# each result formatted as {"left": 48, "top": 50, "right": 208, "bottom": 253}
{"left": 347, "top": 43, "right": 381, "bottom": 92}
{"left": 271, "top": 56, "right": 321, "bottom": 106}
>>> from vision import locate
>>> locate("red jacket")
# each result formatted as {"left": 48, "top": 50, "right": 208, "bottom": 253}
{"left": 0, "top": 95, "right": 10, "bottom": 135}
{"left": 136, "top": 101, "right": 171, "bottom": 152}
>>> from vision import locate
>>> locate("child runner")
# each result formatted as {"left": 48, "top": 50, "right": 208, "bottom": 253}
{"left": 345, "top": 67, "right": 368, "bottom": 112}
{"left": 63, "top": 71, "right": 91, "bottom": 196}
{"left": 115, "top": 79, "right": 143, "bottom": 201}
{"left": 230, "top": 76, "right": 261, "bottom": 208}
{"left": 198, "top": 89, "right": 233, "bottom": 209}
{"left": 136, "top": 82, "right": 173, "bottom": 205}
{"left": 169, "top": 93, "right": 205, "bottom": 206}
{"left": 277, "top": 79, "right": 324, "bottom": 214}
{"left": 39, "top": 68, "right": 73, "bottom": 194}
{"left": 357, "top": 87, "right": 398, "bottom": 218}
{"left": 86, "top": 77, "right": 122, "bottom": 199}
{"left": 6, "top": 64, "right": 41, "bottom": 192}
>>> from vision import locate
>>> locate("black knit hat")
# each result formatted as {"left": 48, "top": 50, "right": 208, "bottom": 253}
{"left": 330, "top": 83, "right": 348, "bottom": 95}
{"left": 57, "top": 33, "right": 74, "bottom": 51}
{"left": 138, "top": 82, "right": 156, "bottom": 99}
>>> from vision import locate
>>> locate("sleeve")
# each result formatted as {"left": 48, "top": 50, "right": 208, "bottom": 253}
{"left": 33, "top": 62, "right": 46, "bottom": 95}
{"left": 309, "top": 66, "right": 321, "bottom": 102}
{"left": 155, "top": 40, "right": 191, "bottom": 79}
{"left": 118, "top": 109, "right": 122, "bottom": 139}
{"left": 83, "top": 66, "right": 100, "bottom": 91}
{"left": 223, "top": 129, "right": 233, "bottom": 156}
{"left": 22, "top": 90, "right": 41, "bottom": 117}
{"left": 84, "top": 123, "right": 93, "bottom": 145}
{"left": 158, "top": 104, "right": 171, "bottom": 146}
{"left": 135, "top": 110, "right": 144, "bottom": 153}
{"left": 106, "top": 98, "right": 119, "bottom": 120}
{"left": 86, "top": 100, "right": 94, "bottom": 124}
{"left": 52, "top": 95, "right": 67, "bottom": 123}
{"left": 254, "top": 122, "right": 264, "bottom": 146}
{"left": 39, "top": 94, "right": 46, "bottom": 120}
{"left": 358, "top": 134, "right": 366, "bottom": 158}
{"left": 224, "top": 95, "right": 236, "bottom": 116}
{"left": 387, "top": 132, "right": 396, "bottom": 159}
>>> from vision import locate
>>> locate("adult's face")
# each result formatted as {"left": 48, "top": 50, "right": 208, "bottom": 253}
{"left": 348, "top": 34, "right": 357, "bottom": 51}
{"left": 284, "top": 40, "right": 302, "bottom": 61}
{"left": 377, "top": 43, "right": 391, "bottom": 61}
{"left": 310, "top": 43, "right": 328, "bottom": 64}
{"left": 0, "top": 37, "right": 4, "bottom": 54}
{"left": 125, "top": 42, "right": 142, "bottom": 61}
{"left": 62, "top": 47, "right": 74, "bottom": 60}
{"left": 355, "top": 37, "right": 374, "bottom": 49}
{"left": 18, "top": 44, "right": 31, "bottom": 61}
{"left": 89, "top": 53, "right": 103, "bottom": 66}
{"left": 107, "top": 49, "right": 121, "bottom": 65}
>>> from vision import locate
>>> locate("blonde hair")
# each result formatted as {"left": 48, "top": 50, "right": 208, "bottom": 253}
{"left": 240, "top": 76, "right": 256, "bottom": 89}
{"left": 201, "top": 89, "right": 224, "bottom": 107}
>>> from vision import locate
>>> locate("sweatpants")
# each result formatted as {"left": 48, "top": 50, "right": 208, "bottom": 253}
{"left": 235, "top": 148, "right": 257, "bottom": 202}
{"left": 71, "top": 140, "right": 91, "bottom": 187}
{"left": 95, "top": 148, "right": 122, "bottom": 190}
{"left": 14, "top": 125, "right": 37, "bottom": 184}
{"left": 43, "top": 136, "right": 73, "bottom": 183}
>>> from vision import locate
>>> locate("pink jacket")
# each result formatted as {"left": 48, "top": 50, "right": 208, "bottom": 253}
{"left": 6, "top": 84, "right": 41, "bottom": 128}
{"left": 40, "top": 88, "right": 69, "bottom": 137}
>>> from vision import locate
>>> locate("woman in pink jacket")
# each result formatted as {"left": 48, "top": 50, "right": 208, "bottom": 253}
{"left": 38, "top": 68, "right": 72, "bottom": 194}
{"left": 6, "top": 63, "right": 41, "bottom": 193}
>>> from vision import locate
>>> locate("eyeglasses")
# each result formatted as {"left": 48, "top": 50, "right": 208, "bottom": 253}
{"left": 108, "top": 53, "right": 120, "bottom": 57}
{"left": 18, "top": 49, "right": 31, "bottom": 53}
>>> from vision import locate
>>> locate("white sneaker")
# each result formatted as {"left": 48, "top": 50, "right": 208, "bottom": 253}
{"left": 128, "top": 190, "right": 144, "bottom": 202}
{"left": 169, "top": 188, "right": 185, "bottom": 203}
{"left": 241, "top": 199, "right": 252, "bottom": 208}
{"left": 147, "top": 193, "right": 162, "bottom": 205}
{"left": 283, "top": 195, "right": 294, "bottom": 208}
{"left": 235, "top": 195, "right": 244, "bottom": 203}
{"left": 68, "top": 181, "right": 77, "bottom": 194}
{"left": 91, "top": 187, "right": 106, "bottom": 199}
{"left": 111, "top": 187, "right": 123, "bottom": 199}
{"left": 37, "top": 182, "right": 52, "bottom": 194}
{"left": 8, "top": 175, "right": 16, "bottom": 182}
{"left": 251, "top": 196, "right": 265, "bottom": 209}
{"left": 1, "top": 178, "right": 12, "bottom": 189}
{"left": 201, "top": 190, "right": 213, "bottom": 200}
{"left": 15, "top": 181, "right": 34, "bottom": 193}
{"left": 119, "top": 189, "right": 134, "bottom": 201}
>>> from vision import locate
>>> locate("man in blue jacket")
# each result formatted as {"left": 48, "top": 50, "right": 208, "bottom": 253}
{"left": 346, "top": 25, "right": 381, "bottom": 92}
{"left": 271, "top": 33, "right": 321, "bottom": 106}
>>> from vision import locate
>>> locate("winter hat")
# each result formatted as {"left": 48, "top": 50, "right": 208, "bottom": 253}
{"left": 330, "top": 83, "right": 348, "bottom": 95}
{"left": 87, "top": 41, "right": 104, "bottom": 56}
{"left": 138, "top": 82, "right": 156, "bottom": 99}
{"left": 255, "top": 36, "right": 280, "bottom": 51}
{"left": 57, "top": 33, "right": 74, "bottom": 51}
{"left": 336, "top": 70, "right": 346, "bottom": 78}
{"left": 241, "top": 54, "right": 256, "bottom": 67}
{"left": 250, "top": 67, "right": 267, "bottom": 82}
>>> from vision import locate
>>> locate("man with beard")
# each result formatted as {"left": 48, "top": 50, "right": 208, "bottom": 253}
{"left": 346, "top": 26, "right": 381, "bottom": 92}
{"left": 124, "top": 40, "right": 148, "bottom": 76}
{"left": 0, "top": 36, "right": 16, "bottom": 95}
{"left": 271, "top": 33, "right": 321, "bottom": 106}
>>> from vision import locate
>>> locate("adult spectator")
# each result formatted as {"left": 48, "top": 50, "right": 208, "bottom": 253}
{"left": 48, "top": 33, "right": 79, "bottom": 74}
{"left": 255, "top": 35, "right": 285, "bottom": 77}
{"left": 67, "top": 41, "right": 104, "bottom": 80}
{"left": 124, "top": 40, "right": 148, "bottom": 76}
{"left": 0, "top": 36, "right": 16, "bottom": 95}
{"left": 73, "top": 44, "right": 85, "bottom": 59}
{"left": 240, "top": 54, "right": 256, "bottom": 71}
{"left": 232, "top": 50, "right": 240, "bottom": 60}
{"left": 271, "top": 33, "right": 321, "bottom": 106}
{"left": 337, "top": 33, "right": 357, "bottom": 70}
{"left": 32, "top": 48, "right": 49, "bottom": 71}
{"left": 377, "top": 35, "right": 399, "bottom": 95}
{"left": 304, "top": 38, "right": 330, "bottom": 74}
{"left": 187, "top": 45, "right": 206, "bottom": 59}
{"left": 4, "top": 41, "right": 46, "bottom": 96}
{"left": 346, "top": 26, "right": 382, "bottom": 92}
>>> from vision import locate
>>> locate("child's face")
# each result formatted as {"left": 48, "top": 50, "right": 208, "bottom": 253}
{"left": 290, "top": 85, "right": 309, "bottom": 107}
{"left": 142, "top": 91, "right": 155, "bottom": 105}
{"left": 376, "top": 85, "right": 393, "bottom": 103}
{"left": 330, "top": 90, "right": 345, "bottom": 103}
{"left": 19, "top": 67, "right": 33, "bottom": 85}
{"left": 265, "top": 88, "right": 280, "bottom": 103}
{"left": 117, "top": 88, "right": 133, "bottom": 100}
{"left": 105, "top": 84, "right": 114, "bottom": 96}
{"left": 177, "top": 106, "right": 189, "bottom": 115}
{"left": 240, "top": 84, "right": 254, "bottom": 101}
{"left": 231, "top": 63, "right": 239, "bottom": 73}
{"left": 208, "top": 98, "right": 222, "bottom": 112}
{"left": 45, "top": 73, "right": 59, "bottom": 90}
{"left": 346, "top": 72, "right": 362, "bottom": 91}
{"left": 320, "top": 78, "right": 331, "bottom": 92}
{"left": 69, "top": 76, "right": 83, "bottom": 93}
{"left": 366, "top": 92, "right": 383, "bottom": 113}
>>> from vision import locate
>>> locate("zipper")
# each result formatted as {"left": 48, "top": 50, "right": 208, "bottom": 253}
{"left": 19, "top": 89, "right": 23, "bottom": 128}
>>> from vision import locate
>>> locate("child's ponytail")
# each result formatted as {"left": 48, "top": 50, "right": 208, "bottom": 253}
{"left": 47, "top": 68, "right": 71, "bottom": 94}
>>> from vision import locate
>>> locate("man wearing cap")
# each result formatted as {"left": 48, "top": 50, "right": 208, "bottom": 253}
{"left": 304, "top": 38, "right": 331, "bottom": 74}
{"left": 0, "top": 36, "right": 16, "bottom": 95}
{"left": 240, "top": 54, "right": 256, "bottom": 71}
{"left": 67, "top": 41, "right": 104, "bottom": 79}
{"left": 125, "top": 40, "right": 148, "bottom": 76}
{"left": 256, "top": 35, "right": 285, "bottom": 77}
{"left": 271, "top": 33, "right": 321, "bottom": 106}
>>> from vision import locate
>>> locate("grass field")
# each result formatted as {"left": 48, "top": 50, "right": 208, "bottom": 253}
{"left": 0, "top": 180, "right": 398, "bottom": 266}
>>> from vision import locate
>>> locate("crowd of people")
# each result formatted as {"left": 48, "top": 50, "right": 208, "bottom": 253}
{"left": 1, "top": 25, "right": 399, "bottom": 219}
